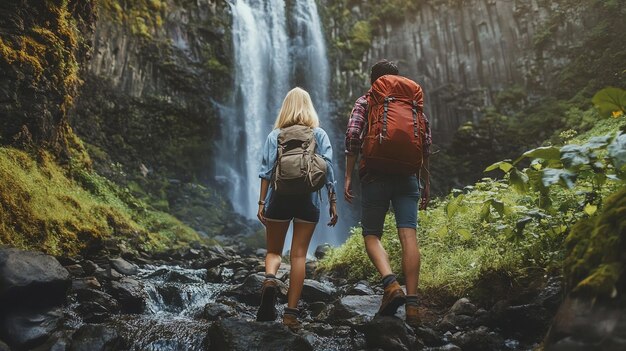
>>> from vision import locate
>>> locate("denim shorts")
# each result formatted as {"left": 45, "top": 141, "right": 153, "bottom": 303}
{"left": 264, "top": 192, "right": 320, "bottom": 223}
{"left": 361, "top": 174, "right": 420, "bottom": 236}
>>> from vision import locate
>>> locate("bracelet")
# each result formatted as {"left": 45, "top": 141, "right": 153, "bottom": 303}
{"left": 258, "top": 200, "right": 265, "bottom": 205}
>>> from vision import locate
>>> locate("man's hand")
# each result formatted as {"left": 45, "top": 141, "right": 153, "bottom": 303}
{"left": 328, "top": 202, "right": 338, "bottom": 227}
{"left": 419, "top": 188, "right": 430, "bottom": 210}
{"left": 257, "top": 204, "right": 266, "bottom": 225}
{"left": 344, "top": 177, "right": 355, "bottom": 204}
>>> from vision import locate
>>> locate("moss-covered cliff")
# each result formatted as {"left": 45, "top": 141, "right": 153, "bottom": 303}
{"left": 0, "top": 0, "right": 95, "bottom": 159}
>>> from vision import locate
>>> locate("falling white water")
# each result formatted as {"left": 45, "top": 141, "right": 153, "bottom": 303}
{"left": 217, "top": 0, "right": 290, "bottom": 217}
{"left": 218, "top": 0, "right": 350, "bottom": 249}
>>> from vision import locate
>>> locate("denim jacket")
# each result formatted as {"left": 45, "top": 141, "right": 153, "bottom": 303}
{"left": 258, "top": 127, "right": 336, "bottom": 208}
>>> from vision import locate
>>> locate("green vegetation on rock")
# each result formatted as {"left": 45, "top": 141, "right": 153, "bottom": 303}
{"left": 0, "top": 147, "right": 210, "bottom": 256}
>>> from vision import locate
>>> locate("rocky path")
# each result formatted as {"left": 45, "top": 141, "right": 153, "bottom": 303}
{"left": 0, "top": 245, "right": 562, "bottom": 351}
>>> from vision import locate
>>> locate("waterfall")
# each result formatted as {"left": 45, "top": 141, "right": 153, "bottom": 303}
{"left": 218, "top": 0, "right": 290, "bottom": 217}
{"left": 219, "top": 0, "right": 349, "bottom": 249}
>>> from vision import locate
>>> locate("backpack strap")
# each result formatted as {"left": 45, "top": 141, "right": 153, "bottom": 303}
{"left": 412, "top": 101, "right": 419, "bottom": 138}
{"left": 382, "top": 97, "right": 395, "bottom": 143}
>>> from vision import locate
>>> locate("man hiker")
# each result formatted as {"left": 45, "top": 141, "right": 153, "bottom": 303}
{"left": 344, "top": 59, "right": 431, "bottom": 327}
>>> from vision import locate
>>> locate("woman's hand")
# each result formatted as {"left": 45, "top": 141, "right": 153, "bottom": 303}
{"left": 327, "top": 202, "right": 338, "bottom": 227}
{"left": 257, "top": 204, "right": 266, "bottom": 225}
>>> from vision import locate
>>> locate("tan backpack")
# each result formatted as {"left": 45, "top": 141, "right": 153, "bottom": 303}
{"left": 271, "top": 125, "right": 327, "bottom": 194}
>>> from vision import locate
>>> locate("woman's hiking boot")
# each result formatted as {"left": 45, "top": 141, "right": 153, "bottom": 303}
{"left": 406, "top": 304, "right": 420, "bottom": 327}
{"left": 282, "top": 307, "right": 302, "bottom": 331}
{"left": 378, "top": 281, "right": 406, "bottom": 316}
{"left": 256, "top": 278, "right": 278, "bottom": 321}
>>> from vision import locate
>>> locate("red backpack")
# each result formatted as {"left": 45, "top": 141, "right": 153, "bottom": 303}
{"left": 361, "top": 75, "right": 427, "bottom": 175}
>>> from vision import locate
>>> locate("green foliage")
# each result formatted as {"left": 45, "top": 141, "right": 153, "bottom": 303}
{"left": 592, "top": 87, "right": 626, "bottom": 117}
{"left": 0, "top": 147, "right": 209, "bottom": 256}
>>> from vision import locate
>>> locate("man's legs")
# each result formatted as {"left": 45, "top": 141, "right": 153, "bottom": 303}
{"left": 398, "top": 228, "right": 420, "bottom": 295}
{"left": 364, "top": 234, "right": 393, "bottom": 278}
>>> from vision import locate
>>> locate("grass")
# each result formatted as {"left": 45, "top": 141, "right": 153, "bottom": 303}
{"left": 0, "top": 147, "right": 210, "bottom": 256}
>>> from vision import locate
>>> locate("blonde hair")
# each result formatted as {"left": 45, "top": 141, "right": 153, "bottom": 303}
{"left": 274, "top": 87, "right": 320, "bottom": 129}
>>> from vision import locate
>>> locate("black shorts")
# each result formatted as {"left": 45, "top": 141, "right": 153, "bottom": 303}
{"left": 264, "top": 192, "right": 320, "bottom": 223}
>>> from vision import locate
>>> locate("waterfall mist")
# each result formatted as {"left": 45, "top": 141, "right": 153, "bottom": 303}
{"left": 218, "top": 0, "right": 352, "bottom": 251}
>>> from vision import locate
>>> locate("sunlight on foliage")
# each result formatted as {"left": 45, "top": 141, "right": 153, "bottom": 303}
{"left": 0, "top": 148, "right": 210, "bottom": 256}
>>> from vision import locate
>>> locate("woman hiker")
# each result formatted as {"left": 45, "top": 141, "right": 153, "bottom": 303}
{"left": 255, "top": 87, "right": 338, "bottom": 330}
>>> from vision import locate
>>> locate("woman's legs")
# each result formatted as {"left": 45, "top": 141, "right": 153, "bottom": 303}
{"left": 265, "top": 220, "right": 290, "bottom": 276}
{"left": 287, "top": 221, "right": 316, "bottom": 309}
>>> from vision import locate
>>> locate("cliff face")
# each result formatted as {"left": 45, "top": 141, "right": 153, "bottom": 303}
{"left": 70, "top": 0, "right": 232, "bottom": 182}
{"left": 0, "top": 0, "right": 96, "bottom": 158}
{"left": 323, "top": 0, "right": 606, "bottom": 143}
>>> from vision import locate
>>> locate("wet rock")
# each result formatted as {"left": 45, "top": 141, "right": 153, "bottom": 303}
{"left": 314, "top": 244, "right": 332, "bottom": 259}
{"left": 427, "top": 344, "right": 462, "bottom": 351}
{"left": 545, "top": 296, "right": 626, "bottom": 351}
{"left": 72, "top": 277, "right": 102, "bottom": 290}
{"left": 450, "top": 326, "right": 500, "bottom": 351}
{"left": 183, "top": 248, "right": 201, "bottom": 259}
{"left": 233, "top": 269, "right": 251, "bottom": 283}
{"left": 0, "top": 248, "right": 71, "bottom": 308}
{"left": 64, "top": 264, "right": 85, "bottom": 277}
{"left": 439, "top": 313, "right": 475, "bottom": 331}
{"left": 301, "top": 279, "right": 336, "bottom": 302}
{"left": 225, "top": 274, "right": 287, "bottom": 305}
{"left": 208, "top": 318, "right": 313, "bottom": 351}
{"left": 201, "top": 302, "right": 237, "bottom": 320}
{"left": 109, "top": 278, "right": 146, "bottom": 313}
{"left": 362, "top": 316, "right": 417, "bottom": 351}
{"left": 109, "top": 257, "right": 138, "bottom": 276}
{"left": 69, "top": 324, "right": 125, "bottom": 351}
{"left": 332, "top": 295, "right": 381, "bottom": 320}
{"left": 0, "top": 308, "right": 63, "bottom": 350}
{"left": 255, "top": 248, "right": 267, "bottom": 257}
{"left": 81, "top": 260, "right": 99, "bottom": 275}
{"left": 305, "top": 261, "right": 317, "bottom": 278}
{"left": 75, "top": 289, "right": 120, "bottom": 313}
{"left": 415, "top": 326, "right": 445, "bottom": 347}
{"left": 308, "top": 302, "right": 327, "bottom": 318}
{"left": 347, "top": 281, "right": 375, "bottom": 295}
{"left": 276, "top": 264, "right": 291, "bottom": 281}
{"left": 449, "top": 298, "right": 477, "bottom": 316}
{"left": 206, "top": 266, "right": 224, "bottom": 283}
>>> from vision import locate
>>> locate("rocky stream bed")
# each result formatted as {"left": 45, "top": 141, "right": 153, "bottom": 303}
{"left": 0, "top": 244, "right": 565, "bottom": 351}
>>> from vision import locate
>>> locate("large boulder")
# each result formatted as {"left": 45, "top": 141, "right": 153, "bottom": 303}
{"left": 109, "top": 278, "right": 146, "bottom": 313}
{"left": 0, "top": 308, "right": 63, "bottom": 349}
{"left": 207, "top": 318, "right": 313, "bottom": 351}
{"left": 0, "top": 249, "right": 70, "bottom": 308}
{"left": 301, "top": 279, "right": 336, "bottom": 302}
{"left": 361, "top": 316, "right": 417, "bottom": 351}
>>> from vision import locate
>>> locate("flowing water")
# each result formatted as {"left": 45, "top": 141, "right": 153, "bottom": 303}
{"left": 217, "top": 0, "right": 351, "bottom": 249}
{"left": 110, "top": 265, "right": 230, "bottom": 351}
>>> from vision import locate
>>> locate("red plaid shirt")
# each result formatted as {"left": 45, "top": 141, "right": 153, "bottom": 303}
{"left": 344, "top": 95, "right": 432, "bottom": 156}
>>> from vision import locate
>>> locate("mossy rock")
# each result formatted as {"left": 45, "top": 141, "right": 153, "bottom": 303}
{"left": 563, "top": 187, "right": 626, "bottom": 298}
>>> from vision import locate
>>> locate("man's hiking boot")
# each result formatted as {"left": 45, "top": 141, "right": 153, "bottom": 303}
{"left": 406, "top": 304, "right": 420, "bottom": 327}
{"left": 378, "top": 281, "right": 406, "bottom": 316}
{"left": 283, "top": 308, "right": 302, "bottom": 332}
{"left": 256, "top": 278, "right": 278, "bottom": 321}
